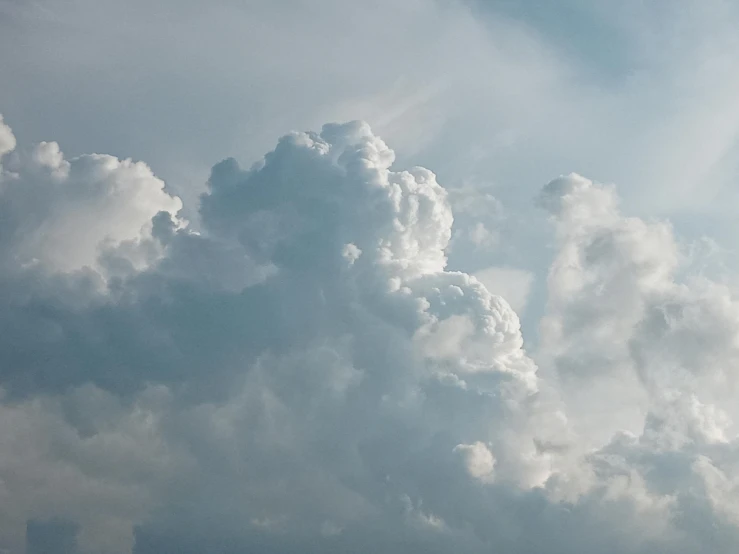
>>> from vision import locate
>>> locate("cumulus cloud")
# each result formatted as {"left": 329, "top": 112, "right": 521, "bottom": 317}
{"left": 454, "top": 441, "right": 496, "bottom": 484}
{"left": 0, "top": 118, "right": 183, "bottom": 274}
{"left": 1, "top": 117, "right": 739, "bottom": 554}
{"left": 537, "top": 174, "right": 739, "bottom": 442}
{"left": 0, "top": 116, "right": 15, "bottom": 161}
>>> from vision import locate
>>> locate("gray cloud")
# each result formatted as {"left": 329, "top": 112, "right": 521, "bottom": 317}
{"left": 25, "top": 520, "right": 78, "bottom": 554}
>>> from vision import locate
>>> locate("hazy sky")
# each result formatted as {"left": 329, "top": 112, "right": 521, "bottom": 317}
{"left": 3, "top": 1, "right": 739, "bottom": 553}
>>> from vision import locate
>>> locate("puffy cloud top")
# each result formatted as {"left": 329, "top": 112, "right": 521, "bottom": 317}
{"left": 0, "top": 122, "right": 182, "bottom": 274}
{"left": 201, "top": 121, "right": 452, "bottom": 280}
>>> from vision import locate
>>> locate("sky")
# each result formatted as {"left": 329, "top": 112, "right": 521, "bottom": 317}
{"left": 3, "top": 0, "right": 739, "bottom": 552}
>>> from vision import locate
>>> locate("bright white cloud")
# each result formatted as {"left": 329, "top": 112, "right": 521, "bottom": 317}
{"left": 0, "top": 120, "right": 182, "bottom": 274}
{"left": 454, "top": 441, "right": 496, "bottom": 484}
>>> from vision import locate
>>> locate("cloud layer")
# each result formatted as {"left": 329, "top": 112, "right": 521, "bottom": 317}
{"left": 1, "top": 115, "right": 739, "bottom": 554}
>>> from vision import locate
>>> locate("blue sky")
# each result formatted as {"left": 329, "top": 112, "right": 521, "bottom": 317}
{"left": 3, "top": 1, "right": 739, "bottom": 553}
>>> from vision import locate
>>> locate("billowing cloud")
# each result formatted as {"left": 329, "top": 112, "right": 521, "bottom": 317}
{"left": 454, "top": 441, "right": 496, "bottom": 483}
{"left": 0, "top": 117, "right": 183, "bottom": 274}
{"left": 1, "top": 117, "right": 739, "bottom": 554}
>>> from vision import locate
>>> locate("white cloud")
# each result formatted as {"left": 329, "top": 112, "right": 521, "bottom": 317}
{"left": 454, "top": 442, "right": 496, "bottom": 484}
{"left": 6, "top": 1, "right": 739, "bottom": 552}
{"left": 3, "top": 117, "right": 739, "bottom": 554}
{"left": 0, "top": 118, "right": 551, "bottom": 553}
{"left": 0, "top": 116, "right": 15, "bottom": 162}
{"left": 536, "top": 173, "right": 739, "bottom": 446}
{"left": 0, "top": 123, "right": 183, "bottom": 275}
